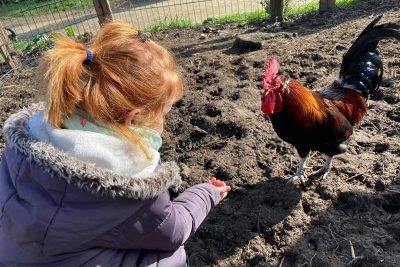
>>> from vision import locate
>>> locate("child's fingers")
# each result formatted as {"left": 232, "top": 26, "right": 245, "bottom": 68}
{"left": 214, "top": 180, "right": 224, "bottom": 187}
{"left": 217, "top": 185, "right": 231, "bottom": 200}
{"left": 209, "top": 177, "right": 225, "bottom": 187}
{"left": 214, "top": 179, "right": 226, "bottom": 187}
{"left": 208, "top": 177, "right": 217, "bottom": 184}
{"left": 217, "top": 185, "right": 231, "bottom": 194}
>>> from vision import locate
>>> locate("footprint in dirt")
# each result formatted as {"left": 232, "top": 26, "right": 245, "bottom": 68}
{"left": 196, "top": 72, "right": 218, "bottom": 86}
{"left": 189, "top": 117, "right": 246, "bottom": 140}
{"left": 252, "top": 60, "right": 266, "bottom": 69}
{"left": 189, "top": 117, "right": 213, "bottom": 132}
{"left": 209, "top": 87, "right": 223, "bottom": 97}
{"left": 205, "top": 105, "right": 221, "bottom": 118}
{"left": 215, "top": 121, "right": 246, "bottom": 140}
{"left": 386, "top": 110, "right": 400, "bottom": 122}
{"left": 235, "top": 65, "right": 249, "bottom": 81}
{"left": 229, "top": 91, "right": 241, "bottom": 101}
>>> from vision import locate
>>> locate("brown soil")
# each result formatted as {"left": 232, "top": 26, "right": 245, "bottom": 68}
{"left": 1, "top": 1, "right": 399, "bottom": 266}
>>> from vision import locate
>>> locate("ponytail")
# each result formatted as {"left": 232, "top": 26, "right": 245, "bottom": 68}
{"left": 39, "top": 34, "right": 90, "bottom": 128}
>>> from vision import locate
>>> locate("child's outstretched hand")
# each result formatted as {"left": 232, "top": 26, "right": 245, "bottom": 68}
{"left": 208, "top": 177, "right": 231, "bottom": 200}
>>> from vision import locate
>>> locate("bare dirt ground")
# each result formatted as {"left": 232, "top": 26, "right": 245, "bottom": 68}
{"left": 1, "top": 0, "right": 400, "bottom": 266}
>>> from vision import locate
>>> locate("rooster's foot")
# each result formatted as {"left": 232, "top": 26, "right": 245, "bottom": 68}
{"left": 286, "top": 156, "right": 308, "bottom": 186}
{"left": 286, "top": 175, "right": 306, "bottom": 186}
{"left": 310, "top": 168, "right": 330, "bottom": 180}
{"left": 310, "top": 156, "right": 333, "bottom": 180}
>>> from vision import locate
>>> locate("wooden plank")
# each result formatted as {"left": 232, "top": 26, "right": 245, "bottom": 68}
{"left": 270, "top": 0, "right": 284, "bottom": 22}
{"left": 0, "top": 20, "right": 19, "bottom": 72}
{"left": 93, "top": 0, "right": 113, "bottom": 25}
{"left": 319, "top": 0, "right": 336, "bottom": 12}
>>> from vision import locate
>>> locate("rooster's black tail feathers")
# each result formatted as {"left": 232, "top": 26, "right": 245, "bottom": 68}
{"left": 339, "top": 16, "right": 400, "bottom": 99}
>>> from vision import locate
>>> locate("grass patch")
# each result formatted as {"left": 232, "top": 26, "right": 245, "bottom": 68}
{"left": 203, "top": 10, "right": 268, "bottom": 25}
{"left": 145, "top": 10, "right": 268, "bottom": 32}
{"left": 282, "top": 0, "right": 368, "bottom": 16}
{"left": 0, "top": 53, "right": 5, "bottom": 64}
{"left": 146, "top": 18, "right": 195, "bottom": 32}
{"left": 12, "top": 40, "right": 32, "bottom": 51}
{"left": 285, "top": 1, "right": 319, "bottom": 16}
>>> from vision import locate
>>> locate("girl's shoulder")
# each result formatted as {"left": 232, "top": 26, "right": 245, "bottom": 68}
{"left": 3, "top": 104, "right": 182, "bottom": 200}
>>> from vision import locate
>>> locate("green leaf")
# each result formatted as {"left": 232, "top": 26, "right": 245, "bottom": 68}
{"left": 65, "top": 27, "right": 75, "bottom": 38}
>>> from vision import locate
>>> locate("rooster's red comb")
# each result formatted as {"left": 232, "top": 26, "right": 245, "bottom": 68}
{"left": 263, "top": 55, "right": 280, "bottom": 91}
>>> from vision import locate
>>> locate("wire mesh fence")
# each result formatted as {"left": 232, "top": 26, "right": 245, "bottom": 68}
{"left": 111, "top": 0, "right": 263, "bottom": 30}
{"left": 1, "top": 0, "right": 257, "bottom": 40}
{"left": 0, "top": 0, "right": 322, "bottom": 42}
{"left": 0, "top": 0, "right": 323, "bottom": 80}
{"left": 2, "top": 0, "right": 99, "bottom": 40}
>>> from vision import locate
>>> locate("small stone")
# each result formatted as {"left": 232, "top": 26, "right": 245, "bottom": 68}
{"left": 232, "top": 33, "right": 264, "bottom": 51}
{"left": 283, "top": 33, "right": 292, "bottom": 38}
{"left": 381, "top": 79, "right": 395, "bottom": 88}
{"left": 281, "top": 21, "right": 295, "bottom": 29}
{"left": 203, "top": 27, "right": 213, "bottom": 33}
{"left": 199, "top": 34, "right": 207, "bottom": 40}
{"left": 335, "top": 44, "right": 347, "bottom": 50}
{"left": 180, "top": 163, "right": 191, "bottom": 179}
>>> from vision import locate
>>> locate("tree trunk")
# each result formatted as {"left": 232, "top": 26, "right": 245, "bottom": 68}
{"left": 93, "top": 0, "right": 113, "bottom": 25}
{"left": 319, "top": 0, "right": 336, "bottom": 12}
{"left": 270, "top": 0, "right": 284, "bottom": 22}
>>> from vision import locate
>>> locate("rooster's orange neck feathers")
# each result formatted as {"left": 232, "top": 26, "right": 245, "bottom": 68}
{"left": 284, "top": 79, "right": 327, "bottom": 124}
{"left": 283, "top": 79, "right": 367, "bottom": 127}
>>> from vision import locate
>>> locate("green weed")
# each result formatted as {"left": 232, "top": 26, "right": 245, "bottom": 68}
{"left": 146, "top": 18, "right": 194, "bottom": 32}
{"left": 203, "top": 9, "right": 268, "bottom": 25}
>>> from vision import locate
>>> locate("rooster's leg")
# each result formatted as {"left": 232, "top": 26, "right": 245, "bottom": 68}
{"left": 311, "top": 156, "right": 333, "bottom": 180}
{"left": 286, "top": 157, "right": 307, "bottom": 185}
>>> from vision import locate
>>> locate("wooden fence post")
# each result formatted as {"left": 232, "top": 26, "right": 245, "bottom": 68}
{"left": 0, "top": 20, "right": 19, "bottom": 72}
{"left": 319, "top": 0, "right": 336, "bottom": 12}
{"left": 93, "top": 0, "right": 113, "bottom": 25}
{"left": 270, "top": 0, "right": 284, "bottom": 22}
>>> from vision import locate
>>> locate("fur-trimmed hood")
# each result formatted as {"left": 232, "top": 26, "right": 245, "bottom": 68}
{"left": 2, "top": 104, "right": 182, "bottom": 199}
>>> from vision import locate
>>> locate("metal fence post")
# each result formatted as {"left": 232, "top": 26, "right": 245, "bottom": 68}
{"left": 0, "top": 20, "right": 19, "bottom": 72}
{"left": 319, "top": 0, "right": 336, "bottom": 12}
{"left": 270, "top": 0, "right": 284, "bottom": 22}
{"left": 93, "top": 0, "right": 113, "bottom": 25}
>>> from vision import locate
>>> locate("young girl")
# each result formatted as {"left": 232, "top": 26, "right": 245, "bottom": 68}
{"left": 0, "top": 22, "right": 230, "bottom": 267}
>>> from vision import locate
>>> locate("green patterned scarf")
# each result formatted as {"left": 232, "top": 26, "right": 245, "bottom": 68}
{"left": 63, "top": 109, "right": 162, "bottom": 151}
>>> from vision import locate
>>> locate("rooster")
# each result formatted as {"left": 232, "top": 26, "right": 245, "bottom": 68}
{"left": 260, "top": 16, "right": 400, "bottom": 185}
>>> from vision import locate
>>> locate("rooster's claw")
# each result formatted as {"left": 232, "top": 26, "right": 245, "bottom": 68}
{"left": 311, "top": 169, "right": 329, "bottom": 180}
{"left": 286, "top": 175, "right": 305, "bottom": 186}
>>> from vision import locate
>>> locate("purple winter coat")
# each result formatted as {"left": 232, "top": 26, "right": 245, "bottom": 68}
{"left": 0, "top": 105, "right": 220, "bottom": 267}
